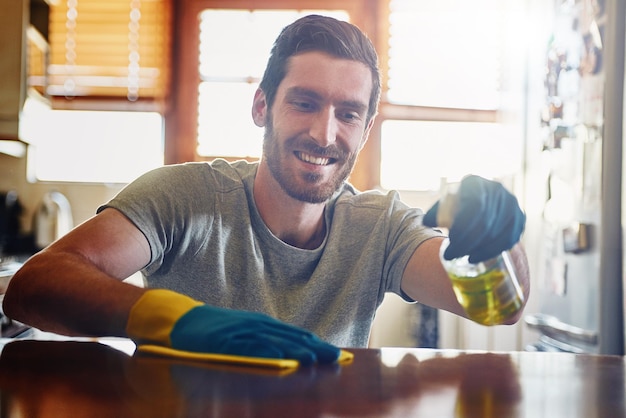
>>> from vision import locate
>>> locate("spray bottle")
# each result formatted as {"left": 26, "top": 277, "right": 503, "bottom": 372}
{"left": 436, "top": 191, "right": 525, "bottom": 325}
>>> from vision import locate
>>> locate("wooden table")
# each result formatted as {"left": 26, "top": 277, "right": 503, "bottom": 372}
{"left": 0, "top": 338, "right": 624, "bottom": 417}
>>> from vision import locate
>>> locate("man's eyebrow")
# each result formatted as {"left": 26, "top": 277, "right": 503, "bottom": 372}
{"left": 285, "top": 86, "right": 322, "bottom": 101}
{"left": 286, "top": 86, "right": 368, "bottom": 114}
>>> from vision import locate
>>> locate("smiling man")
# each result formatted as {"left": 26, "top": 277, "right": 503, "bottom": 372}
{"left": 4, "top": 15, "right": 529, "bottom": 365}
{"left": 253, "top": 50, "right": 374, "bottom": 249}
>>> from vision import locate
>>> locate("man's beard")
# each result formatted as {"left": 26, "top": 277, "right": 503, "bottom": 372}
{"left": 262, "top": 115, "right": 358, "bottom": 204}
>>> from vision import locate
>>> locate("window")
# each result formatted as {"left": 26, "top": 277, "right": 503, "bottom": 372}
{"left": 23, "top": 104, "right": 163, "bottom": 184}
{"left": 176, "top": 0, "right": 525, "bottom": 192}
{"left": 27, "top": 0, "right": 170, "bottom": 183}
{"left": 47, "top": 0, "right": 170, "bottom": 102}
{"left": 386, "top": 0, "right": 502, "bottom": 109}
{"left": 379, "top": 0, "right": 524, "bottom": 191}
{"left": 196, "top": 9, "right": 350, "bottom": 159}
{"left": 380, "top": 120, "right": 520, "bottom": 190}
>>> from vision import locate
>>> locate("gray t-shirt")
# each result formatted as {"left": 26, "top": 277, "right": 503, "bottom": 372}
{"left": 100, "top": 159, "right": 440, "bottom": 347}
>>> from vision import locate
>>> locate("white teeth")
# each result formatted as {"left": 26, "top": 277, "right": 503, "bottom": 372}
{"left": 298, "top": 152, "right": 330, "bottom": 166}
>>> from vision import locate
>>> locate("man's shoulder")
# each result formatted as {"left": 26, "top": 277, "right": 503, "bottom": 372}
{"left": 209, "top": 158, "right": 258, "bottom": 174}
{"left": 334, "top": 186, "right": 404, "bottom": 210}
{"left": 205, "top": 159, "right": 258, "bottom": 186}
{"left": 153, "top": 159, "right": 257, "bottom": 189}
{"left": 169, "top": 159, "right": 256, "bottom": 177}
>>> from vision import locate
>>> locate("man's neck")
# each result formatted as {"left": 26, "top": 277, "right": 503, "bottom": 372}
{"left": 254, "top": 164, "right": 327, "bottom": 250}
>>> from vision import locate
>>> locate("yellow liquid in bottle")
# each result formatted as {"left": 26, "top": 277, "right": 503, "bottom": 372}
{"left": 449, "top": 266, "right": 523, "bottom": 326}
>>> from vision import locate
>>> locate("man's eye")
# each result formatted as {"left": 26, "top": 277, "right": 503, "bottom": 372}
{"left": 340, "top": 111, "right": 360, "bottom": 122}
{"left": 294, "top": 100, "right": 315, "bottom": 111}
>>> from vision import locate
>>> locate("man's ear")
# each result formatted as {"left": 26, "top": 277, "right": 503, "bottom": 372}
{"left": 252, "top": 88, "right": 268, "bottom": 127}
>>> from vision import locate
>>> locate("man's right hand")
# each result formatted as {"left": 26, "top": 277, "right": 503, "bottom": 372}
{"left": 126, "top": 289, "right": 340, "bottom": 366}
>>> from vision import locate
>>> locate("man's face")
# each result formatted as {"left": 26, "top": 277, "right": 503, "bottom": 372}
{"left": 253, "top": 51, "right": 374, "bottom": 203}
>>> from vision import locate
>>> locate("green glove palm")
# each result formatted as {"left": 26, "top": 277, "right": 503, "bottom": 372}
{"left": 126, "top": 289, "right": 340, "bottom": 366}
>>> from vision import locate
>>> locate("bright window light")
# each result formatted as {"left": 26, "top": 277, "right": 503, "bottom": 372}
{"left": 388, "top": 0, "right": 502, "bottom": 109}
{"left": 26, "top": 109, "right": 163, "bottom": 183}
{"left": 380, "top": 120, "right": 522, "bottom": 191}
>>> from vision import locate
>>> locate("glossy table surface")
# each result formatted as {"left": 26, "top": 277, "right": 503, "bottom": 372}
{"left": 0, "top": 337, "right": 624, "bottom": 418}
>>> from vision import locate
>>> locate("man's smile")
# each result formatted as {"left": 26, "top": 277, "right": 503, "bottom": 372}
{"left": 294, "top": 151, "right": 336, "bottom": 166}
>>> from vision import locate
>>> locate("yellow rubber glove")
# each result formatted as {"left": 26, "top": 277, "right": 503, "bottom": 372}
{"left": 126, "top": 289, "right": 341, "bottom": 366}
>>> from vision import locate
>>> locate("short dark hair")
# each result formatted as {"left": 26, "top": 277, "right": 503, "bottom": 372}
{"left": 259, "top": 14, "right": 381, "bottom": 123}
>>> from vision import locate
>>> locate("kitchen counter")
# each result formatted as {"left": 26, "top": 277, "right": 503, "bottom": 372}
{"left": 0, "top": 337, "right": 624, "bottom": 417}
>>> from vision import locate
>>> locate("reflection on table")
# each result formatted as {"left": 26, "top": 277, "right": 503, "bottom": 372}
{"left": 0, "top": 339, "right": 624, "bottom": 417}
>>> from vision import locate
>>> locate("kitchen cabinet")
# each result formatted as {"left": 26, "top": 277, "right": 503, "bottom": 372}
{"left": 0, "top": 0, "right": 50, "bottom": 154}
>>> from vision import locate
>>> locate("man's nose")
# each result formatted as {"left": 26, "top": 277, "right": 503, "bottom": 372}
{"left": 309, "top": 108, "right": 338, "bottom": 147}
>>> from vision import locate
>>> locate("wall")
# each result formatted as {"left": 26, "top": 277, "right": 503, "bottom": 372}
{"left": 0, "top": 151, "right": 125, "bottom": 236}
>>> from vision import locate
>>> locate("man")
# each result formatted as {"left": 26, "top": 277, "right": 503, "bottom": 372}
{"left": 4, "top": 15, "right": 529, "bottom": 365}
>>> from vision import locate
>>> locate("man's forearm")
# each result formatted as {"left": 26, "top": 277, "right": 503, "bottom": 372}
{"left": 3, "top": 249, "right": 145, "bottom": 338}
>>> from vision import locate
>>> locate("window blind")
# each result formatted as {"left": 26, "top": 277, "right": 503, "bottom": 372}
{"left": 47, "top": 0, "right": 170, "bottom": 103}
